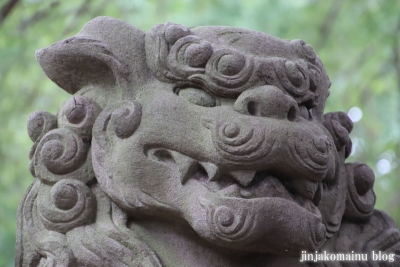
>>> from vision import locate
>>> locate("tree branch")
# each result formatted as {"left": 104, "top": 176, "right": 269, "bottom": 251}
{"left": 391, "top": 16, "right": 400, "bottom": 175}
{"left": 18, "top": 1, "right": 59, "bottom": 32}
{"left": 0, "top": 0, "right": 20, "bottom": 27}
{"left": 62, "top": 0, "right": 92, "bottom": 36}
{"left": 315, "top": 0, "right": 343, "bottom": 51}
{"left": 392, "top": 17, "right": 400, "bottom": 90}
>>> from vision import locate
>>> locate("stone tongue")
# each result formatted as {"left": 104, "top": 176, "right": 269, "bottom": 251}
{"left": 229, "top": 170, "right": 257, "bottom": 186}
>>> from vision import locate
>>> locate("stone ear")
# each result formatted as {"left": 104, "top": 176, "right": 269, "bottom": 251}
{"left": 35, "top": 36, "right": 128, "bottom": 95}
{"left": 35, "top": 16, "right": 150, "bottom": 99}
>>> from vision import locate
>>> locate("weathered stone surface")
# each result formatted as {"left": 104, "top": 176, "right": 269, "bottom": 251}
{"left": 15, "top": 16, "right": 400, "bottom": 266}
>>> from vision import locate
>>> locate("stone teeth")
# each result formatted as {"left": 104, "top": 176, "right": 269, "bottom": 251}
{"left": 199, "top": 161, "right": 221, "bottom": 181}
{"left": 170, "top": 151, "right": 199, "bottom": 185}
{"left": 219, "top": 184, "right": 241, "bottom": 198}
{"left": 229, "top": 170, "right": 257, "bottom": 187}
{"left": 289, "top": 179, "right": 318, "bottom": 201}
{"left": 239, "top": 189, "right": 253, "bottom": 198}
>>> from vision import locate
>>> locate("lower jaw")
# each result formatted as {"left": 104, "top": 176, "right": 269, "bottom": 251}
{"left": 189, "top": 194, "right": 326, "bottom": 256}
{"left": 197, "top": 172, "right": 323, "bottom": 219}
{"left": 184, "top": 180, "right": 327, "bottom": 256}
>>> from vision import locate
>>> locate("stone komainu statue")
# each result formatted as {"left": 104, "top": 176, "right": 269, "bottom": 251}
{"left": 15, "top": 17, "right": 400, "bottom": 266}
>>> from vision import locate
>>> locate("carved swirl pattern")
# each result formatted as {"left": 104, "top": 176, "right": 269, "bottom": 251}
{"left": 344, "top": 162, "right": 376, "bottom": 221}
{"left": 366, "top": 228, "right": 400, "bottom": 253}
{"left": 145, "top": 23, "right": 189, "bottom": 82}
{"left": 58, "top": 95, "right": 101, "bottom": 141}
{"left": 273, "top": 59, "right": 313, "bottom": 105}
{"left": 93, "top": 100, "right": 142, "bottom": 152}
{"left": 110, "top": 101, "right": 142, "bottom": 139}
{"left": 33, "top": 128, "right": 94, "bottom": 184}
{"left": 202, "top": 118, "right": 275, "bottom": 162}
{"left": 306, "top": 63, "right": 323, "bottom": 92}
{"left": 290, "top": 39, "right": 317, "bottom": 64}
{"left": 37, "top": 179, "right": 96, "bottom": 234}
{"left": 290, "top": 135, "right": 335, "bottom": 178}
{"left": 28, "top": 111, "right": 58, "bottom": 145}
{"left": 323, "top": 111, "right": 353, "bottom": 159}
{"left": 200, "top": 198, "right": 255, "bottom": 243}
{"left": 329, "top": 210, "right": 400, "bottom": 266}
{"left": 90, "top": 100, "right": 143, "bottom": 211}
{"left": 202, "top": 49, "right": 255, "bottom": 96}
{"left": 27, "top": 111, "right": 58, "bottom": 177}
{"left": 167, "top": 35, "right": 213, "bottom": 76}
{"left": 64, "top": 185, "right": 162, "bottom": 267}
{"left": 18, "top": 180, "right": 78, "bottom": 267}
{"left": 146, "top": 22, "right": 325, "bottom": 107}
{"left": 35, "top": 232, "right": 78, "bottom": 267}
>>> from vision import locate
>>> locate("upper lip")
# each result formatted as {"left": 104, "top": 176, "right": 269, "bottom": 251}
{"left": 147, "top": 147, "right": 323, "bottom": 217}
{"left": 202, "top": 167, "right": 323, "bottom": 218}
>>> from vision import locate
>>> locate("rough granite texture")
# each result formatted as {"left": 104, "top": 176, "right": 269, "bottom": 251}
{"left": 15, "top": 16, "right": 400, "bottom": 267}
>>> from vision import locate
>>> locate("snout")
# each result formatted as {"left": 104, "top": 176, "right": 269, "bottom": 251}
{"left": 233, "top": 85, "right": 299, "bottom": 121}
{"left": 202, "top": 86, "right": 337, "bottom": 183}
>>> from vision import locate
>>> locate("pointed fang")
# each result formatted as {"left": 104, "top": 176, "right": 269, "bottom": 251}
{"left": 199, "top": 162, "right": 221, "bottom": 181}
{"left": 229, "top": 170, "right": 257, "bottom": 187}
{"left": 171, "top": 151, "right": 199, "bottom": 185}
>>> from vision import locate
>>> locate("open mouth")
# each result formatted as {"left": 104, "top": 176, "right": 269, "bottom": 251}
{"left": 148, "top": 148, "right": 323, "bottom": 219}
{"left": 193, "top": 163, "right": 322, "bottom": 218}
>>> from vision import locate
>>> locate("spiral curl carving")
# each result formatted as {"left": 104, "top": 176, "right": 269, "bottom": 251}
{"left": 146, "top": 23, "right": 325, "bottom": 106}
{"left": 291, "top": 39, "right": 317, "bottom": 64}
{"left": 28, "top": 111, "right": 58, "bottom": 143}
{"left": 273, "top": 59, "right": 314, "bottom": 105}
{"left": 200, "top": 198, "right": 255, "bottom": 242}
{"left": 344, "top": 162, "right": 376, "bottom": 221}
{"left": 35, "top": 232, "right": 78, "bottom": 267}
{"left": 323, "top": 112, "right": 353, "bottom": 158}
{"left": 306, "top": 63, "right": 322, "bottom": 93}
{"left": 37, "top": 179, "right": 96, "bottom": 234}
{"left": 63, "top": 185, "right": 162, "bottom": 267}
{"left": 202, "top": 118, "right": 275, "bottom": 162}
{"left": 58, "top": 95, "right": 101, "bottom": 141}
{"left": 27, "top": 111, "right": 58, "bottom": 165}
{"left": 108, "top": 100, "right": 142, "bottom": 139}
{"left": 167, "top": 35, "right": 213, "bottom": 76}
{"left": 199, "top": 49, "right": 255, "bottom": 96}
{"left": 290, "top": 135, "right": 334, "bottom": 177}
{"left": 34, "top": 128, "right": 93, "bottom": 183}
{"left": 165, "top": 24, "right": 191, "bottom": 45}
{"left": 145, "top": 22, "right": 193, "bottom": 83}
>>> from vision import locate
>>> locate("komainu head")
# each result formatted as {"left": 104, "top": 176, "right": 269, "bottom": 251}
{"left": 16, "top": 17, "right": 400, "bottom": 267}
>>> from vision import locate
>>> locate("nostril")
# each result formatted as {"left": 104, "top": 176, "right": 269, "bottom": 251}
{"left": 287, "top": 106, "right": 297, "bottom": 121}
{"left": 234, "top": 86, "right": 299, "bottom": 120}
{"left": 247, "top": 101, "right": 258, "bottom": 116}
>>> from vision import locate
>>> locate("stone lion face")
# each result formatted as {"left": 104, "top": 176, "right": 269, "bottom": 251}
{"left": 36, "top": 17, "right": 351, "bottom": 257}
{"left": 87, "top": 22, "right": 348, "bottom": 256}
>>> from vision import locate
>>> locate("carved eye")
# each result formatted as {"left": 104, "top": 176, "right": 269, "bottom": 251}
{"left": 176, "top": 87, "right": 217, "bottom": 107}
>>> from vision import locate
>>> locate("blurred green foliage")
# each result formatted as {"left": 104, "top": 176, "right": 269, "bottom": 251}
{"left": 1, "top": 0, "right": 399, "bottom": 266}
